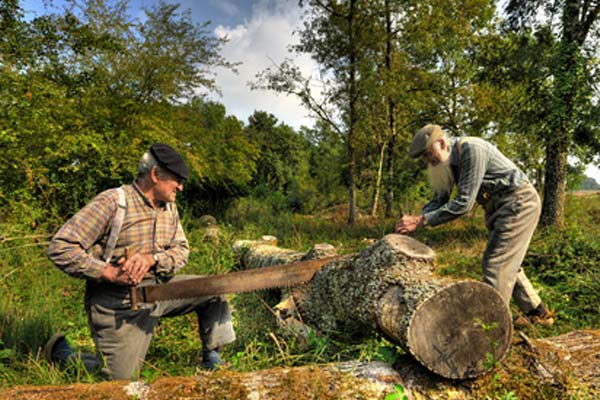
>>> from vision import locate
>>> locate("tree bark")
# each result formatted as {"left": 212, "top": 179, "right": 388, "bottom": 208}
{"left": 383, "top": 0, "right": 397, "bottom": 218}
{"left": 236, "top": 234, "right": 513, "bottom": 379}
{"left": 541, "top": 134, "right": 567, "bottom": 227}
{"left": 346, "top": 0, "right": 358, "bottom": 226}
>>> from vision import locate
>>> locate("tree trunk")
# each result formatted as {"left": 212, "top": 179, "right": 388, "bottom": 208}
{"left": 235, "top": 234, "right": 513, "bottom": 380}
{"left": 535, "top": 165, "right": 544, "bottom": 194}
{"left": 370, "top": 142, "right": 386, "bottom": 216}
{"left": 348, "top": 146, "right": 357, "bottom": 226}
{"left": 540, "top": 1, "right": 586, "bottom": 227}
{"left": 540, "top": 135, "right": 567, "bottom": 227}
{"left": 346, "top": 0, "right": 358, "bottom": 226}
{"left": 383, "top": 112, "right": 397, "bottom": 218}
{"left": 384, "top": 0, "right": 397, "bottom": 218}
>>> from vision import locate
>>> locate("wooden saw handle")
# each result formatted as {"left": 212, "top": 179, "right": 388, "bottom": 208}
{"left": 125, "top": 248, "right": 139, "bottom": 311}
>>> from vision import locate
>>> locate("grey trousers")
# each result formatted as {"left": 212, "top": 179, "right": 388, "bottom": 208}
{"left": 85, "top": 275, "right": 236, "bottom": 380}
{"left": 483, "top": 183, "right": 542, "bottom": 313}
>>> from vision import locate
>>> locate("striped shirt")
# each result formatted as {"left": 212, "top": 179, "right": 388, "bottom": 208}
{"left": 47, "top": 182, "right": 189, "bottom": 280}
{"left": 422, "top": 137, "right": 528, "bottom": 227}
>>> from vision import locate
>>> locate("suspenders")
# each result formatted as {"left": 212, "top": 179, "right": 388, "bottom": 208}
{"left": 101, "top": 186, "right": 174, "bottom": 263}
{"left": 103, "top": 187, "right": 127, "bottom": 262}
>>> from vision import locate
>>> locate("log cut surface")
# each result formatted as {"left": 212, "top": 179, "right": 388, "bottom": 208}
{"left": 407, "top": 281, "right": 513, "bottom": 379}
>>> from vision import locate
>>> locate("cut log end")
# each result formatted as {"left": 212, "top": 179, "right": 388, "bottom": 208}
{"left": 383, "top": 234, "right": 436, "bottom": 261}
{"left": 406, "top": 281, "right": 512, "bottom": 379}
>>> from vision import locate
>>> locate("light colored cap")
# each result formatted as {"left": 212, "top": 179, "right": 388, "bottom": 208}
{"left": 409, "top": 124, "right": 445, "bottom": 158}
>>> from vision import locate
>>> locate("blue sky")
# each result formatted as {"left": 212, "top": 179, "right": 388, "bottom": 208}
{"left": 22, "top": 0, "right": 253, "bottom": 27}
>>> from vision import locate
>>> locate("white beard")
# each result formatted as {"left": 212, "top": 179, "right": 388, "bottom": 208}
{"left": 427, "top": 147, "right": 454, "bottom": 196}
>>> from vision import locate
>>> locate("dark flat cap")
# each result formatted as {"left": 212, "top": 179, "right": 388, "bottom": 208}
{"left": 409, "top": 124, "right": 445, "bottom": 158}
{"left": 150, "top": 143, "right": 189, "bottom": 180}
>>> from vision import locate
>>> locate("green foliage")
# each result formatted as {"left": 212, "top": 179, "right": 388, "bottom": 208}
{"left": 176, "top": 99, "right": 258, "bottom": 189}
{"left": 245, "top": 112, "right": 308, "bottom": 192}
{"left": 302, "top": 122, "right": 347, "bottom": 210}
{"left": 385, "top": 384, "right": 408, "bottom": 400}
{"left": 505, "top": 0, "right": 600, "bottom": 227}
{"left": 524, "top": 225, "right": 600, "bottom": 329}
{"left": 174, "top": 98, "right": 259, "bottom": 216}
{"left": 0, "top": 0, "right": 242, "bottom": 224}
{"left": 237, "top": 110, "right": 337, "bottom": 214}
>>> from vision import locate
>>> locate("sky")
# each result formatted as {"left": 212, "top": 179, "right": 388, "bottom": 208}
{"left": 18, "top": 0, "right": 600, "bottom": 183}
{"left": 21, "top": 0, "right": 317, "bottom": 130}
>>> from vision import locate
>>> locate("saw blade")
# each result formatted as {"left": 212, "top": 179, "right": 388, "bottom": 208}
{"left": 136, "top": 256, "right": 342, "bottom": 303}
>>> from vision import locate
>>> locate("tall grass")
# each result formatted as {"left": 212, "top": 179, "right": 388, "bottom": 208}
{"left": 1, "top": 194, "right": 599, "bottom": 387}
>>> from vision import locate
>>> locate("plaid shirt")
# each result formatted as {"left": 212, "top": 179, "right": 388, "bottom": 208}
{"left": 47, "top": 182, "right": 189, "bottom": 280}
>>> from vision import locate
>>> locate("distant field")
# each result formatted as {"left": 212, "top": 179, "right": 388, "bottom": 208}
{"left": 572, "top": 189, "right": 600, "bottom": 196}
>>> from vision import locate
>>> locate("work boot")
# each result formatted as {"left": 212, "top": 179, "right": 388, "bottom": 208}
{"left": 201, "top": 348, "right": 223, "bottom": 370}
{"left": 513, "top": 304, "right": 555, "bottom": 328}
{"left": 44, "top": 332, "right": 102, "bottom": 373}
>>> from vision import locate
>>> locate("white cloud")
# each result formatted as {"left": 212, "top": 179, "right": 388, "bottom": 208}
{"left": 207, "top": 0, "right": 318, "bottom": 130}
{"left": 585, "top": 164, "right": 600, "bottom": 183}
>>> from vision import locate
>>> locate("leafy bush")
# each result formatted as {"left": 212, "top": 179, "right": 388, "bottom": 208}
{"left": 524, "top": 224, "right": 600, "bottom": 330}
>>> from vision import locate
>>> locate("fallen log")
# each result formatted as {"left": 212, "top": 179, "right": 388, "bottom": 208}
{"left": 234, "top": 234, "right": 513, "bottom": 379}
{"left": 4, "top": 330, "right": 598, "bottom": 399}
{"left": 1, "top": 361, "right": 401, "bottom": 400}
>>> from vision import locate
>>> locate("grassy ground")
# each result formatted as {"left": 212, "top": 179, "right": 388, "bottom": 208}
{"left": 0, "top": 194, "right": 599, "bottom": 388}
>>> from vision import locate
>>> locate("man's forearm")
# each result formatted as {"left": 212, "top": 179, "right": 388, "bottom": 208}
{"left": 47, "top": 238, "right": 107, "bottom": 280}
{"left": 153, "top": 245, "right": 189, "bottom": 275}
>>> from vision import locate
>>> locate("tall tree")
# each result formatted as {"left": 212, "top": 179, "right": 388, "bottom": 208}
{"left": 245, "top": 110, "right": 310, "bottom": 197}
{"left": 506, "top": 0, "right": 600, "bottom": 227}
{"left": 376, "top": 0, "right": 496, "bottom": 214}
{"left": 382, "top": 0, "right": 399, "bottom": 217}
{"left": 256, "top": 0, "right": 379, "bottom": 224}
{"left": 474, "top": 26, "right": 556, "bottom": 191}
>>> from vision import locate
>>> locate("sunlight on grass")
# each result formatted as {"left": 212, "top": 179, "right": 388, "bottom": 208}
{"left": 1, "top": 194, "right": 599, "bottom": 386}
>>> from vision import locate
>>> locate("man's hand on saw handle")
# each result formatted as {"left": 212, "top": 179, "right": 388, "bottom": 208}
{"left": 101, "top": 251, "right": 154, "bottom": 285}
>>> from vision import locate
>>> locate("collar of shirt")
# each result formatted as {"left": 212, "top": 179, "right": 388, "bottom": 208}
{"left": 132, "top": 180, "right": 169, "bottom": 210}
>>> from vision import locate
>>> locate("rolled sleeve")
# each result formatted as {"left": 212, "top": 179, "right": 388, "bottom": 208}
{"left": 153, "top": 206, "right": 189, "bottom": 276}
{"left": 47, "top": 190, "right": 116, "bottom": 280}
{"left": 422, "top": 194, "right": 449, "bottom": 215}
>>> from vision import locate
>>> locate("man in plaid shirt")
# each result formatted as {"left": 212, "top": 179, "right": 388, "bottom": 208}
{"left": 47, "top": 143, "right": 235, "bottom": 380}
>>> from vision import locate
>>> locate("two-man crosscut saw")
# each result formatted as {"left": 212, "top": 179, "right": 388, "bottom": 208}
{"left": 129, "top": 256, "right": 341, "bottom": 310}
